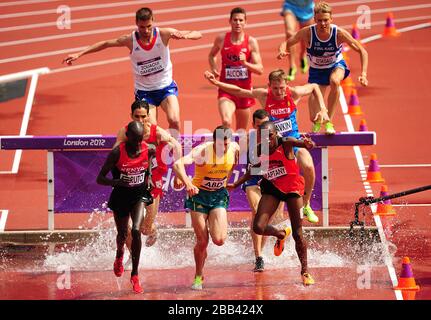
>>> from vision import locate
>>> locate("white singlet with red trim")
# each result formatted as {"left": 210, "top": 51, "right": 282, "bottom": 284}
{"left": 130, "top": 27, "right": 173, "bottom": 91}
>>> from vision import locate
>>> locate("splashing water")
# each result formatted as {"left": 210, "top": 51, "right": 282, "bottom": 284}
{"left": 39, "top": 212, "right": 388, "bottom": 273}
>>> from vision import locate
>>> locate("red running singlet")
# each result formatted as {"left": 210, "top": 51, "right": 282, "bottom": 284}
{"left": 218, "top": 32, "right": 255, "bottom": 109}
{"left": 116, "top": 142, "right": 149, "bottom": 187}
{"left": 261, "top": 144, "right": 304, "bottom": 195}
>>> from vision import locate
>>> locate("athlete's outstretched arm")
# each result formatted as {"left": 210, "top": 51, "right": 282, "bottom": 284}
{"left": 204, "top": 71, "right": 265, "bottom": 99}
{"left": 282, "top": 136, "right": 315, "bottom": 151}
{"left": 338, "top": 28, "right": 368, "bottom": 86}
{"left": 63, "top": 34, "right": 131, "bottom": 65}
{"left": 156, "top": 126, "right": 183, "bottom": 163}
{"left": 291, "top": 84, "right": 329, "bottom": 123}
{"left": 173, "top": 146, "right": 202, "bottom": 196}
{"left": 240, "top": 37, "right": 263, "bottom": 75}
{"left": 277, "top": 28, "right": 309, "bottom": 60}
{"left": 160, "top": 28, "right": 202, "bottom": 45}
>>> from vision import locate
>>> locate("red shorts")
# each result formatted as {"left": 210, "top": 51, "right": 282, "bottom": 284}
{"left": 218, "top": 89, "right": 255, "bottom": 109}
{"left": 151, "top": 168, "right": 166, "bottom": 199}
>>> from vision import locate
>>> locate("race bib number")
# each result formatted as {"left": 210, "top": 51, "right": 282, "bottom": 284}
{"left": 201, "top": 177, "right": 226, "bottom": 190}
{"left": 274, "top": 118, "right": 292, "bottom": 135}
{"left": 225, "top": 66, "right": 249, "bottom": 80}
{"left": 312, "top": 55, "right": 336, "bottom": 66}
{"left": 137, "top": 57, "right": 164, "bottom": 76}
{"left": 120, "top": 172, "right": 146, "bottom": 187}
{"left": 151, "top": 157, "right": 158, "bottom": 169}
{"left": 264, "top": 167, "right": 287, "bottom": 181}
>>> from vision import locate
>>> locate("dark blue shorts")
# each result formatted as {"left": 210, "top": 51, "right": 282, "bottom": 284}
{"left": 308, "top": 60, "right": 350, "bottom": 86}
{"left": 135, "top": 81, "right": 178, "bottom": 107}
{"left": 241, "top": 175, "right": 261, "bottom": 192}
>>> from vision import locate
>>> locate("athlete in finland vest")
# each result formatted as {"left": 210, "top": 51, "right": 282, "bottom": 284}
{"left": 265, "top": 88, "right": 300, "bottom": 139}
{"left": 130, "top": 27, "right": 173, "bottom": 91}
{"left": 306, "top": 24, "right": 343, "bottom": 70}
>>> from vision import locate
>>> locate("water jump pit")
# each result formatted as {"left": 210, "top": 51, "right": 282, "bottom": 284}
{"left": 0, "top": 217, "right": 395, "bottom": 300}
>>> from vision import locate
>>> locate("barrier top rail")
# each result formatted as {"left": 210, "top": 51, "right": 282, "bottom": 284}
{"left": 0, "top": 67, "right": 50, "bottom": 84}
{"left": 0, "top": 132, "right": 376, "bottom": 150}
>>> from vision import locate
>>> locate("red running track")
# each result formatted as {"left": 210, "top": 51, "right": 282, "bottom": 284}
{"left": 1, "top": 0, "right": 431, "bottom": 300}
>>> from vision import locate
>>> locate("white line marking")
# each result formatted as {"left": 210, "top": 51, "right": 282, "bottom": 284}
{"left": 0, "top": 210, "right": 9, "bottom": 231}
{"left": 0, "top": 70, "right": 48, "bottom": 175}
{"left": 373, "top": 164, "right": 431, "bottom": 168}
{"left": 0, "top": 0, "right": 174, "bottom": 19}
{"left": 340, "top": 86, "right": 403, "bottom": 298}
{"left": 66, "top": 134, "right": 103, "bottom": 137}
{"left": 392, "top": 204, "right": 431, "bottom": 207}
{"left": 1, "top": 3, "right": 427, "bottom": 48}
{"left": 1, "top": 0, "right": 383, "bottom": 32}
{"left": 12, "top": 14, "right": 424, "bottom": 76}
{"left": 0, "top": 0, "right": 60, "bottom": 7}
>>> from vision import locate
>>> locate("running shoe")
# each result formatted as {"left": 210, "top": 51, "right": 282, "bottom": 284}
{"left": 301, "top": 272, "right": 315, "bottom": 286}
{"left": 324, "top": 121, "right": 336, "bottom": 135}
{"left": 191, "top": 275, "right": 204, "bottom": 290}
{"left": 253, "top": 256, "right": 264, "bottom": 272}
{"left": 287, "top": 67, "right": 297, "bottom": 81}
{"left": 113, "top": 255, "right": 124, "bottom": 277}
{"left": 303, "top": 205, "right": 319, "bottom": 223}
{"left": 301, "top": 57, "right": 309, "bottom": 74}
{"left": 274, "top": 227, "right": 292, "bottom": 256}
{"left": 312, "top": 121, "right": 321, "bottom": 133}
{"left": 130, "top": 275, "right": 144, "bottom": 293}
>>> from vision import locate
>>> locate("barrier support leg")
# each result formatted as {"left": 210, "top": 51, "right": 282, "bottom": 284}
{"left": 322, "top": 147, "right": 329, "bottom": 227}
{"left": 47, "top": 151, "right": 54, "bottom": 230}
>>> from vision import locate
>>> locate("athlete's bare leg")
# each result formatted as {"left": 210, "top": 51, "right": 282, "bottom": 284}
{"left": 286, "top": 196, "right": 308, "bottom": 274}
{"left": 191, "top": 211, "right": 209, "bottom": 277}
{"left": 327, "top": 68, "right": 346, "bottom": 119}
{"left": 253, "top": 194, "right": 286, "bottom": 239}
{"left": 308, "top": 85, "right": 328, "bottom": 123}
{"left": 218, "top": 98, "right": 236, "bottom": 129}
{"left": 296, "top": 149, "right": 315, "bottom": 208}
{"left": 129, "top": 202, "right": 146, "bottom": 276}
{"left": 148, "top": 104, "right": 158, "bottom": 126}
{"left": 234, "top": 108, "right": 251, "bottom": 131}
{"left": 299, "top": 19, "right": 313, "bottom": 67}
{"left": 246, "top": 186, "right": 285, "bottom": 258}
{"left": 246, "top": 186, "right": 265, "bottom": 258}
{"left": 282, "top": 11, "right": 299, "bottom": 71}
{"left": 160, "top": 95, "right": 181, "bottom": 136}
{"left": 207, "top": 208, "right": 228, "bottom": 246}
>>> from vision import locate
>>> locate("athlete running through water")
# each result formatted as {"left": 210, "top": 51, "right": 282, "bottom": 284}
{"left": 97, "top": 121, "right": 154, "bottom": 294}
{"left": 229, "top": 121, "right": 316, "bottom": 285}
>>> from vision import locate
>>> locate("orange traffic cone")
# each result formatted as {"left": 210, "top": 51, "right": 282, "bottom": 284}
{"left": 365, "top": 153, "right": 385, "bottom": 183}
{"left": 358, "top": 119, "right": 368, "bottom": 132}
{"left": 347, "top": 88, "right": 363, "bottom": 116}
{"left": 341, "top": 76, "right": 354, "bottom": 97}
{"left": 341, "top": 75, "right": 353, "bottom": 88}
{"left": 383, "top": 13, "right": 400, "bottom": 37}
{"left": 351, "top": 24, "right": 360, "bottom": 41}
{"left": 394, "top": 257, "right": 420, "bottom": 300}
{"left": 342, "top": 50, "right": 350, "bottom": 65}
{"left": 375, "top": 185, "right": 396, "bottom": 216}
